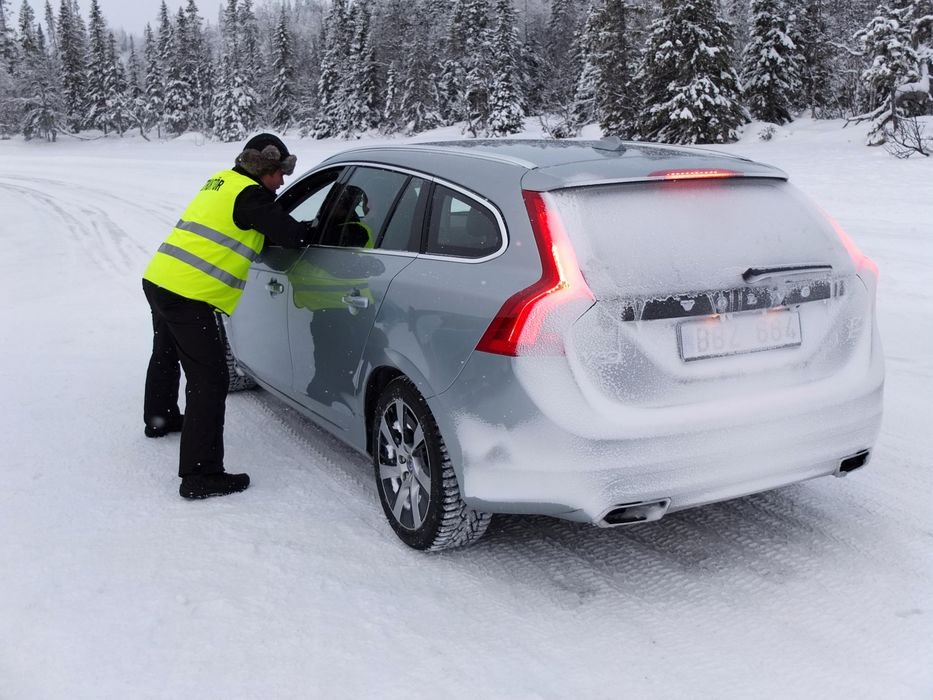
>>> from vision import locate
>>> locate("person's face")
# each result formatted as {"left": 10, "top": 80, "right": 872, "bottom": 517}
{"left": 260, "top": 168, "right": 285, "bottom": 193}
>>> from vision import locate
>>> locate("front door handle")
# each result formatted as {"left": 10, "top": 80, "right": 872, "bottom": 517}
{"left": 265, "top": 279, "right": 285, "bottom": 296}
{"left": 341, "top": 291, "right": 370, "bottom": 309}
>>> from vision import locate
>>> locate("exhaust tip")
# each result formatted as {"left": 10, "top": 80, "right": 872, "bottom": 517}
{"left": 599, "top": 499, "right": 671, "bottom": 527}
{"left": 836, "top": 449, "right": 871, "bottom": 477}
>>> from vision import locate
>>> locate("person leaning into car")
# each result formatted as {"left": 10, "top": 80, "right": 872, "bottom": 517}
{"left": 141, "top": 133, "right": 313, "bottom": 500}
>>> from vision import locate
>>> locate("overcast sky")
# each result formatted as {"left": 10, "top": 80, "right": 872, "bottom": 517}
{"left": 75, "top": 0, "right": 224, "bottom": 36}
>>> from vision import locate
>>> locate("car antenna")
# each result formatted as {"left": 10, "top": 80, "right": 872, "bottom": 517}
{"left": 593, "top": 136, "right": 627, "bottom": 154}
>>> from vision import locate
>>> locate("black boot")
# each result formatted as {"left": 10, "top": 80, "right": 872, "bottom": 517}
{"left": 145, "top": 414, "right": 184, "bottom": 438}
{"left": 179, "top": 472, "right": 250, "bottom": 499}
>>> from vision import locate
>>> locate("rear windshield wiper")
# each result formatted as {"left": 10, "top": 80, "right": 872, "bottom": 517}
{"left": 742, "top": 264, "right": 833, "bottom": 284}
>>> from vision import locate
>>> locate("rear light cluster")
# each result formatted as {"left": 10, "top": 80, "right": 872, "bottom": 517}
{"left": 476, "top": 191, "right": 595, "bottom": 356}
{"left": 824, "top": 211, "right": 879, "bottom": 279}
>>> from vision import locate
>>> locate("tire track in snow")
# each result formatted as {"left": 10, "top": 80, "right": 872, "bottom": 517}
{"left": 0, "top": 177, "right": 151, "bottom": 276}
{"left": 233, "top": 389, "right": 392, "bottom": 538}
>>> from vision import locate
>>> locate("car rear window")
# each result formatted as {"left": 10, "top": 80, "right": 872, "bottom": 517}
{"left": 549, "top": 178, "right": 843, "bottom": 298}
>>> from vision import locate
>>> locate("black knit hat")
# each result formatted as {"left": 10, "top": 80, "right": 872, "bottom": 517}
{"left": 235, "top": 133, "right": 297, "bottom": 176}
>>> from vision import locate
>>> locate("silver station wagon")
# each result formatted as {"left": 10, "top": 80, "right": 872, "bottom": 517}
{"left": 223, "top": 140, "right": 884, "bottom": 551}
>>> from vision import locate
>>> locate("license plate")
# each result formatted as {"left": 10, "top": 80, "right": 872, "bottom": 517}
{"left": 678, "top": 310, "right": 802, "bottom": 362}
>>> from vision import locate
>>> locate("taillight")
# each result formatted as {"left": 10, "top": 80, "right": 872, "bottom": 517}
{"left": 476, "top": 191, "right": 594, "bottom": 356}
{"left": 824, "top": 211, "right": 879, "bottom": 278}
{"left": 649, "top": 169, "right": 739, "bottom": 180}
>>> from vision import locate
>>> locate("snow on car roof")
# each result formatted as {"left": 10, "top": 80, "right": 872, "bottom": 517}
{"left": 326, "top": 139, "right": 788, "bottom": 191}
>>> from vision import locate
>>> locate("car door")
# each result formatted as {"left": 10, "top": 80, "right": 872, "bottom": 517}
{"left": 227, "top": 167, "right": 344, "bottom": 392}
{"left": 286, "top": 166, "right": 426, "bottom": 432}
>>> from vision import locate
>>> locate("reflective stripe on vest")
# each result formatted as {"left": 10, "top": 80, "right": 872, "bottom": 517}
{"left": 143, "top": 169, "right": 265, "bottom": 315}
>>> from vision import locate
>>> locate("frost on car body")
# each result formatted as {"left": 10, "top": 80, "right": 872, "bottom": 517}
{"left": 225, "top": 139, "right": 883, "bottom": 548}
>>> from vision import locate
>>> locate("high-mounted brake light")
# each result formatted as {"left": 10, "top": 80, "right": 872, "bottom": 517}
{"left": 476, "top": 191, "right": 594, "bottom": 356}
{"left": 649, "top": 169, "right": 739, "bottom": 180}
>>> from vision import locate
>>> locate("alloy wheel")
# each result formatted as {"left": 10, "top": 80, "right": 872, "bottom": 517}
{"left": 376, "top": 397, "right": 432, "bottom": 531}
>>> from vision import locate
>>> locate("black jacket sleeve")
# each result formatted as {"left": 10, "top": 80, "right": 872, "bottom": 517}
{"left": 233, "top": 184, "right": 312, "bottom": 248}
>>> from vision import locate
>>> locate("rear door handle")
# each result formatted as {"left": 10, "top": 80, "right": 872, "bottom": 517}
{"left": 265, "top": 279, "right": 284, "bottom": 296}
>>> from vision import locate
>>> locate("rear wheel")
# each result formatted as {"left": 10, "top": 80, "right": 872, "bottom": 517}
{"left": 215, "top": 313, "right": 257, "bottom": 392}
{"left": 373, "top": 378, "right": 491, "bottom": 551}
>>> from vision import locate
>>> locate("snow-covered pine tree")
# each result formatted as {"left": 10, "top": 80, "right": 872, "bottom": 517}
{"left": 795, "top": 0, "right": 837, "bottom": 117}
{"left": 635, "top": 0, "right": 748, "bottom": 144}
{"left": 519, "top": 27, "right": 546, "bottom": 116}
{"left": 904, "top": 0, "right": 932, "bottom": 111}
{"left": 212, "top": 0, "right": 256, "bottom": 141}
{"left": 42, "top": 0, "right": 55, "bottom": 54}
{"left": 542, "top": 0, "right": 581, "bottom": 111}
{"left": 151, "top": 1, "right": 175, "bottom": 135}
{"left": 569, "top": 2, "right": 602, "bottom": 132}
{"left": 725, "top": 0, "right": 752, "bottom": 49}
{"left": 56, "top": 0, "right": 86, "bottom": 131}
{"left": 20, "top": 23, "right": 62, "bottom": 140}
{"left": 382, "top": 62, "right": 400, "bottom": 131}
{"left": 184, "top": 0, "right": 212, "bottom": 134}
{"left": 6, "top": 0, "right": 38, "bottom": 135}
{"left": 142, "top": 23, "right": 162, "bottom": 136}
{"left": 854, "top": 3, "right": 919, "bottom": 143}
{"left": 461, "top": 0, "right": 496, "bottom": 135}
{"left": 269, "top": 3, "right": 295, "bottom": 133}
{"left": 380, "top": 0, "right": 442, "bottom": 135}
{"left": 0, "top": 0, "right": 14, "bottom": 74}
{"left": 439, "top": 0, "right": 470, "bottom": 125}
{"left": 741, "top": 0, "right": 801, "bottom": 124}
{"left": 487, "top": 0, "right": 524, "bottom": 136}
{"left": 343, "top": 1, "right": 378, "bottom": 136}
{"left": 126, "top": 35, "right": 141, "bottom": 101}
{"left": 594, "top": 0, "right": 638, "bottom": 137}
{"left": 162, "top": 7, "right": 194, "bottom": 135}
{"left": 211, "top": 66, "right": 252, "bottom": 142}
{"left": 313, "top": 0, "right": 348, "bottom": 138}
{"left": 238, "top": 0, "right": 260, "bottom": 80}
{"left": 17, "top": 0, "right": 39, "bottom": 69}
{"left": 124, "top": 34, "right": 149, "bottom": 136}
{"left": 84, "top": 0, "right": 115, "bottom": 134}
{"left": 104, "top": 30, "right": 132, "bottom": 135}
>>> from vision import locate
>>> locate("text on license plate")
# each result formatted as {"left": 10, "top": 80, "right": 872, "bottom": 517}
{"left": 678, "top": 310, "right": 802, "bottom": 362}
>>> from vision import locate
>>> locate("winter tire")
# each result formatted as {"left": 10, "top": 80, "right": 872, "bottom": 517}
{"left": 373, "top": 378, "right": 491, "bottom": 551}
{"left": 215, "top": 313, "right": 257, "bottom": 393}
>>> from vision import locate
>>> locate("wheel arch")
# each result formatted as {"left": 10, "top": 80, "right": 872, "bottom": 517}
{"left": 362, "top": 362, "right": 464, "bottom": 485}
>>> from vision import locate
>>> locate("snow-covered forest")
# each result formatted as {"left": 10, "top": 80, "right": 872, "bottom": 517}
{"left": 0, "top": 0, "right": 931, "bottom": 152}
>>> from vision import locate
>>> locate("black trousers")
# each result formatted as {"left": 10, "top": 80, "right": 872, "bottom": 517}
{"left": 143, "top": 279, "right": 227, "bottom": 477}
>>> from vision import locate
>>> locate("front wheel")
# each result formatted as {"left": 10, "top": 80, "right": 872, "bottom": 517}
{"left": 373, "top": 378, "right": 491, "bottom": 551}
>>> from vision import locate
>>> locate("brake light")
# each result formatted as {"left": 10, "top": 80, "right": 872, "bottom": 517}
{"left": 476, "top": 191, "right": 594, "bottom": 356}
{"left": 824, "top": 211, "right": 879, "bottom": 278}
{"left": 649, "top": 169, "right": 738, "bottom": 180}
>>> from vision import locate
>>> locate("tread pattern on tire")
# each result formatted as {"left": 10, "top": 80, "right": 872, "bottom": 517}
{"left": 215, "top": 313, "right": 257, "bottom": 393}
{"left": 427, "top": 431, "right": 493, "bottom": 552}
{"left": 379, "top": 378, "right": 492, "bottom": 552}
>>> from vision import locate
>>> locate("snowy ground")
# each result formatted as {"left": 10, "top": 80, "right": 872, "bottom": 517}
{"left": 0, "top": 119, "right": 931, "bottom": 699}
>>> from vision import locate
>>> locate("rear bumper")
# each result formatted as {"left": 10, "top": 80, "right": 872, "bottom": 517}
{"left": 439, "top": 344, "right": 883, "bottom": 525}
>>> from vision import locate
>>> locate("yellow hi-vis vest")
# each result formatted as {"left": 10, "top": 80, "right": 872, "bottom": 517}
{"left": 143, "top": 169, "right": 265, "bottom": 315}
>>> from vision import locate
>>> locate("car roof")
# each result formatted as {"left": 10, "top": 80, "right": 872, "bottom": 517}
{"left": 319, "top": 139, "right": 788, "bottom": 192}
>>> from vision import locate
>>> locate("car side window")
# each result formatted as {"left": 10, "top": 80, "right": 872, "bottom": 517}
{"left": 378, "top": 177, "right": 427, "bottom": 252}
{"left": 318, "top": 167, "right": 409, "bottom": 249}
{"left": 279, "top": 167, "right": 344, "bottom": 224}
{"left": 425, "top": 184, "right": 502, "bottom": 258}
